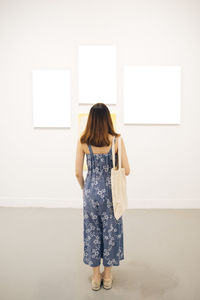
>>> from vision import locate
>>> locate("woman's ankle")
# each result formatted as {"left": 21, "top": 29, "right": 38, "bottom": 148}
{"left": 102, "top": 270, "right": 112, "bottom": 279}
{"left": 93, "top": 272, "right": 101, "bottom": 277}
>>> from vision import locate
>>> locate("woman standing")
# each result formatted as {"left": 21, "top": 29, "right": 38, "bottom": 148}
{"left": 75, "top": 103, "right": 130, "bottom": 290}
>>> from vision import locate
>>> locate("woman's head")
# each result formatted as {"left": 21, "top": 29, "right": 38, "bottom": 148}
{"left": 80, "top": 103, "right": 120, "bottom": 147}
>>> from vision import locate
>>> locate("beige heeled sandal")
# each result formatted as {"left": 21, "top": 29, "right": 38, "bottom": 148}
{"left": 91, "top": 274, "right": 103, "bottom": 291}
{"left": 101, "top": 271, "right": 113, "bottom": 289}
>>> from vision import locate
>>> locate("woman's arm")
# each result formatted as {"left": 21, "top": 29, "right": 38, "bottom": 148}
{"left": 118, "top": 137, "right": 130, "bottom": 176}
{"left": 75, "top": 137, "right": 85, "bottom": 189}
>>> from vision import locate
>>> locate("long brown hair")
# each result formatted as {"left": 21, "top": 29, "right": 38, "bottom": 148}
{"left": 80, "top": 103, "right": 120, "bottom": 147}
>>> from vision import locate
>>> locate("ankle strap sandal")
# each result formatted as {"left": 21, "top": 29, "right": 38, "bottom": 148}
{"left": 102, "top": 272, "right": 113, "bottom": 289}
{"left": 91, "top": 274, "right": 103, "bottom": 291}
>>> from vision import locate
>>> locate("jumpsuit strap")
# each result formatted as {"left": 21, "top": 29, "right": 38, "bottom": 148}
{"left": 88, "top": 144, "right": 93, "bottom": 155}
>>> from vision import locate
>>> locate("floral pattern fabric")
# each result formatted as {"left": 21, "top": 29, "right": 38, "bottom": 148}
{"left": 83, "top": 136, "right": 124, "bottom": 267}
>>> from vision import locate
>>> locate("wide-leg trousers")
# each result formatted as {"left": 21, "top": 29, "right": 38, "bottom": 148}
{"left": 83, "top": 187, "right": 124, "bottom": 267}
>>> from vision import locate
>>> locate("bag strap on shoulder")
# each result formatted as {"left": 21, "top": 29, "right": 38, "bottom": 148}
{"left": 112, "top": 135, "right": 121, "bottom": 169}
{"left": 118, "top": 136, "right": 121, "bottom": 169}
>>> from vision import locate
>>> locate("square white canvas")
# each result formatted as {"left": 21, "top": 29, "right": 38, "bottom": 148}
{"left": 32, "top": 70, "right": 71, "bottom": 127}
{"left": 78, "top": 45, "right": 117, "bottom": 104}
{"left": 124, "top": 66, "right": 181, "bottom": 124}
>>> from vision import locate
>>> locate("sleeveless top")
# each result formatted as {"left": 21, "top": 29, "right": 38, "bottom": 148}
{"left": 84, "top": 136, "right": 118, "bottom": 190}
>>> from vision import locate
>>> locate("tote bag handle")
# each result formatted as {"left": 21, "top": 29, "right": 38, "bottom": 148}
{"left": 112, "top": 135, "right": 121, "bottom": 170}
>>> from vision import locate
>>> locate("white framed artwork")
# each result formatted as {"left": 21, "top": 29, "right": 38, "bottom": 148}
{"left": 32, "top": 69, "right": 71, "bottom": 127}
{"left": 123, "top": 66, "right": 181, "bottom": 124}
{"left": 78, "top": 45, "right": 117, "bottom": 104}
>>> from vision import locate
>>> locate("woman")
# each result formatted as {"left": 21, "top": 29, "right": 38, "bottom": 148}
{"left": 75, "top": 103, "right": 130, "bottom": 290}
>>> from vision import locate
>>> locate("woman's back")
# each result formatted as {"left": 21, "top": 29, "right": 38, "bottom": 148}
{"left": 82, "top": 134, "right": 117, "bottom": 154}
{"left": 82, "top": 134, "right": 130, "bottom": 176}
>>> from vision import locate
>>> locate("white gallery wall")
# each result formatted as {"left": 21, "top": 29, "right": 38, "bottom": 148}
{"left": 0, "top": 0, "right": 200, "bottom": 208}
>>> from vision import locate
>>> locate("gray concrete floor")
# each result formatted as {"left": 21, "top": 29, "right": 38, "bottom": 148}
{"left": 0, "top": 208, "right": 200, "bottom": 300}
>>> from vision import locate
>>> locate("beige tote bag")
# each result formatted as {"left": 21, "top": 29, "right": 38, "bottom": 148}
{"left": 111, "top": 136, "right": 128, "bottom": 220}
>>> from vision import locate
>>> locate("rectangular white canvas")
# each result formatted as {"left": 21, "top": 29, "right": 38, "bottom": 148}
{"left": 32, "top": 70, "right": 71, "bottom": 127}
{"left": 124, "top": 66, "right": 181, "bottom": 124}
{"left": 78, "top": 45, "right": 117, "bottom": 104}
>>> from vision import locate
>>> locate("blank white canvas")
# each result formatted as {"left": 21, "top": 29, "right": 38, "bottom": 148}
{"left": 32, "top": 70, "right": 71, "bottom": 127}
{"left": 124, "top": 66, "right": 181, "bottom": 124}
{"left": 78, "top": 45, "right": 117, "bottom": 104}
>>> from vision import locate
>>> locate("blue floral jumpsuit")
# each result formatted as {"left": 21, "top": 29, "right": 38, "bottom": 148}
{"left": 83, "top": 136, "right": 124, "bottom": 267}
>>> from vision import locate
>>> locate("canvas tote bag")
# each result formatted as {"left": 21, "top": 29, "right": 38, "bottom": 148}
{"left": 111, "top": 136, "right": 128, "bottom": 220}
